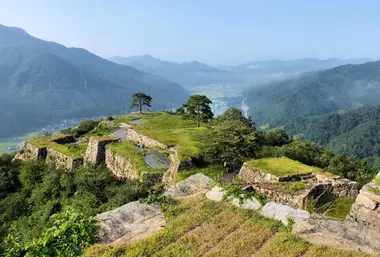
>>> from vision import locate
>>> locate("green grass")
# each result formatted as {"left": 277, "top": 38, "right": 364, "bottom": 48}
{"left": 368, "top": 186, "right": 380, "bottom": 195}
{"left": 133, "top": 113, "right": 206, "bottom": 159}
{"left": 178, "top": 165, "right": 226, "bottom": 181}
{"left": 325, "top": 197, "right": 355, "bottom": 219}
{"left": 288, "top": 181, "right": 308, "bottom": 191}
{"left": 49, "top": 143, "right": 88, "bottom": 159}
{"left": 247, "top": 157, "right": 324, "bottom": 177}
{"left": 84, "top": 195, "right": 370, "bottom": 257}
{"left": 373, "top": 176, "right": 380, "bottom": 186}
{"left": 107, "top": 142, "right": 167, "bottom": 175}
{"left": 29, "top": 134, "right": 67, "bottom": 147}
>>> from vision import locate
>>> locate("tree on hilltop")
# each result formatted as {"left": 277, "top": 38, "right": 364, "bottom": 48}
{"left": 131, "top": 93, "right": 152, "bottom": 114}
{"left": 179, "top": 95, "right": 213, "bottom": 127}
{"left": 215, "top": 107, "right": 254, "bottom": 128}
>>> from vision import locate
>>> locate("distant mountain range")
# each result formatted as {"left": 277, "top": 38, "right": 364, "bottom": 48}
{"left": 0, "top": 25, "right": 189, "bottom": 137}
{"left": 224, "top": 58, "right": 372, "bottom": 75}
{"left": 109, "top": 55, "right": 241, "bottom": 87}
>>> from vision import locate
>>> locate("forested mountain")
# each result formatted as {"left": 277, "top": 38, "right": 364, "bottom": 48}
{"left": 0, "top": 25, "right": 189, "bottom": 137}
{"left": 109, "top": 55, "right": 240, "bottom": 87}
{"left": 283, "top": 106, "right": 380, "bottom": 162}
{"left": 244, "top": 60, "right": 380, "bottom": 126}
{"left": 242, "top": 60, "right": 380, "bottom": 163}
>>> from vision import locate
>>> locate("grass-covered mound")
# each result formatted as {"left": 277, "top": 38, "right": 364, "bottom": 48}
{"left": 132, "top": 113, "right": 206, "bottom": 159}
{"left": 247, "top": 157, "right": 326, "bottom": 177}
{"left": 85, "top": 194, "right": 370, "bottom": 257}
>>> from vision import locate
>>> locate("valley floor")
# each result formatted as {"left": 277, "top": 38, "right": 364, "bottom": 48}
{"left": 85, "top": 194, "right": 370, "bottom": 257}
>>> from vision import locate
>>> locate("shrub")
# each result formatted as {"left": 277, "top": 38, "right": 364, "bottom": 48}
{"left": 5, "top": 208, "right": 99, "bottom": 257}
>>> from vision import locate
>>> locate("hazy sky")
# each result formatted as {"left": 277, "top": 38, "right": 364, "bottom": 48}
{"left": 0, "top": 0, "right": 379, "bottom": 65}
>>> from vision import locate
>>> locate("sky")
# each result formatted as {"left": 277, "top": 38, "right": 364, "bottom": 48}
{"left": 0, "top": 0, "right": 379, "bottom": 65}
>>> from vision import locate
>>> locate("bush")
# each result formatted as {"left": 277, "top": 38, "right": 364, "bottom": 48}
{"left": 5, "top": 208, "right": 99, "bottom": 257}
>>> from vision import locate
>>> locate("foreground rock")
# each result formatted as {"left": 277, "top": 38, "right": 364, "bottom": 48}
{"left": 164, "top": 173, "right": 213, "bottom": 197}
{"left": 263, "top": 202, "right": 310, "bottom": 225}
{"left": 348, "top": 173, "right": 380, "bottom": 229}
{"left": 95, "top": 201, "right": 166, "bottom": 244}
{"left": 231, "top": 197, "right": 261, "bottom": 210}
{"left": 293, "top": 214, "right": 380, "bottom": 254}
{"left": 206, "top": 186, "right": 261, "bottom": 211}
{"left": 205, "top": 186, "right": 225, "bottom": 202}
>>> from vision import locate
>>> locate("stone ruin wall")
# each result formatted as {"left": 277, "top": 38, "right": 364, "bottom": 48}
{"left": 239, "top": 165, "right": 279, "bottom": 183}
{"left": 251, "top": 184, "right": 308, "bottom": 209}
{"left": 239, "top": 162, "right": 358, "bottom": 210}
{"left": 348, "top": 173, "right": 380, "bottom": 229}
{"left": 162, "top": 148, "right": 180, "bottom": 186}
{"left": 46, "top": 147, "right": 82, "bottom": 172}
{"left": 13, "top": 142, "right": 47, "bottom": 162}
{"left": 104, "top": 147, "right": 139, "bottom": 180}
{"left": 84, "top": 137, "right": 119, "bottom": 165}
{"left": 126, "top": 128, "right": 167, "bottom": 149}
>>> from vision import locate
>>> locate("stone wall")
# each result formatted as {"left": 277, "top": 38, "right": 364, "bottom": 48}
{"left": 162, "top": 148, "right": 180, "bottom": 185}
{"left": 348, "top": 174, "right": 380, "bottom": 229}
{"left": 251, "top": 183, "right": 309, "bottom": 209}
{"left": 84, "top": 136, "right": 119, "bottom": 165}
{"left": 329, "top": 178, "right": 358, "bottom": 198}
{"left": 46, "top": 147, "right": 82, "bottom": 172}
{"left": 13, "top": 142, "right": 47, "bottom": 162}
{"left": 105, "top": 147, "right": 139, "bottom": 180}
{"left": 126, "top": 128, "right": 167, "bottom": 149}
{"left": 239, "top": 163, "right": 312, "bottom": 183}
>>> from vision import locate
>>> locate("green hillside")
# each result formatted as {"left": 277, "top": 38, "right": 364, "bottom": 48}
{"left": 283, "top": 106, "right": 380, "bottom": 164}
{"left": 0, "top": 24, "right": 189, "bottom": 138}
{"left": 244, "top": 60, "right": 380, "bottom": 126}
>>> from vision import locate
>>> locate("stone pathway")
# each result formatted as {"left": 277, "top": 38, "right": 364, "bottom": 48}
{"left": 129, "top": 118, "right": 144, "bottom": 124}
{"left": 144, "top": 149, "right": 169, "bottom": 169}
{"left": 111, "top": 129, "right": 128, "bottom": 140}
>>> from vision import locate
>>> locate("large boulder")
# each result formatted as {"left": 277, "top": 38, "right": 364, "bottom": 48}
{"left": 164, "top": 173, "right": 213, "bottom": 197}
{"left": 205, "top": 186, "right": 225, "bottom": 202}
{"left": 95, "top": 201, "right": 166, "bottom": 244}
{"left": 262, "top": 202, "right": 310, "bottom": 225}
{"left": 206, "top": 186, "right": 261, "bottom": 211}
{"left": 292, "top": 214, "right": 380, "bottom": 254}
{"left": 231, "top": 197, "right": 261, "bottom": 211}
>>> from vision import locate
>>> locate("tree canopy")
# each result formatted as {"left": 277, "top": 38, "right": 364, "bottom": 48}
{"left": 131, "top": 93, "right": 152, "bottom": 113}
{"left": 179, "top": 95, "right": 213, "bottom": 127}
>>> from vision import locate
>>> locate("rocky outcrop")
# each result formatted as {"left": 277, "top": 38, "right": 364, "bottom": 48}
{"left": 263, "top": 202, "right": 310, "bottom": 225}
{"left": 162, "top": 148, "right": 180, "bottom": 185}
{"left": 293, "top": 214, "right": 380, "bottom": 254}
{"left": 13, "top": 142, "right": 47, "bottom": 162}
{"left": 164, "top": 173, "right": 213, "bottom": 197}
{"left": 105, "top": 147, "right": 139, "bottom": 180}
{"left": 84, "top": 136, "right": 119, "bottom": 165}
{"left": 348, "top": 173, "right": 380, "bottom": 229}
{"left": 95, "top": 201, "right": 166, "bottom": 244}
{"left": 46, "top": 147, "right": 82, "bottom": 172}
